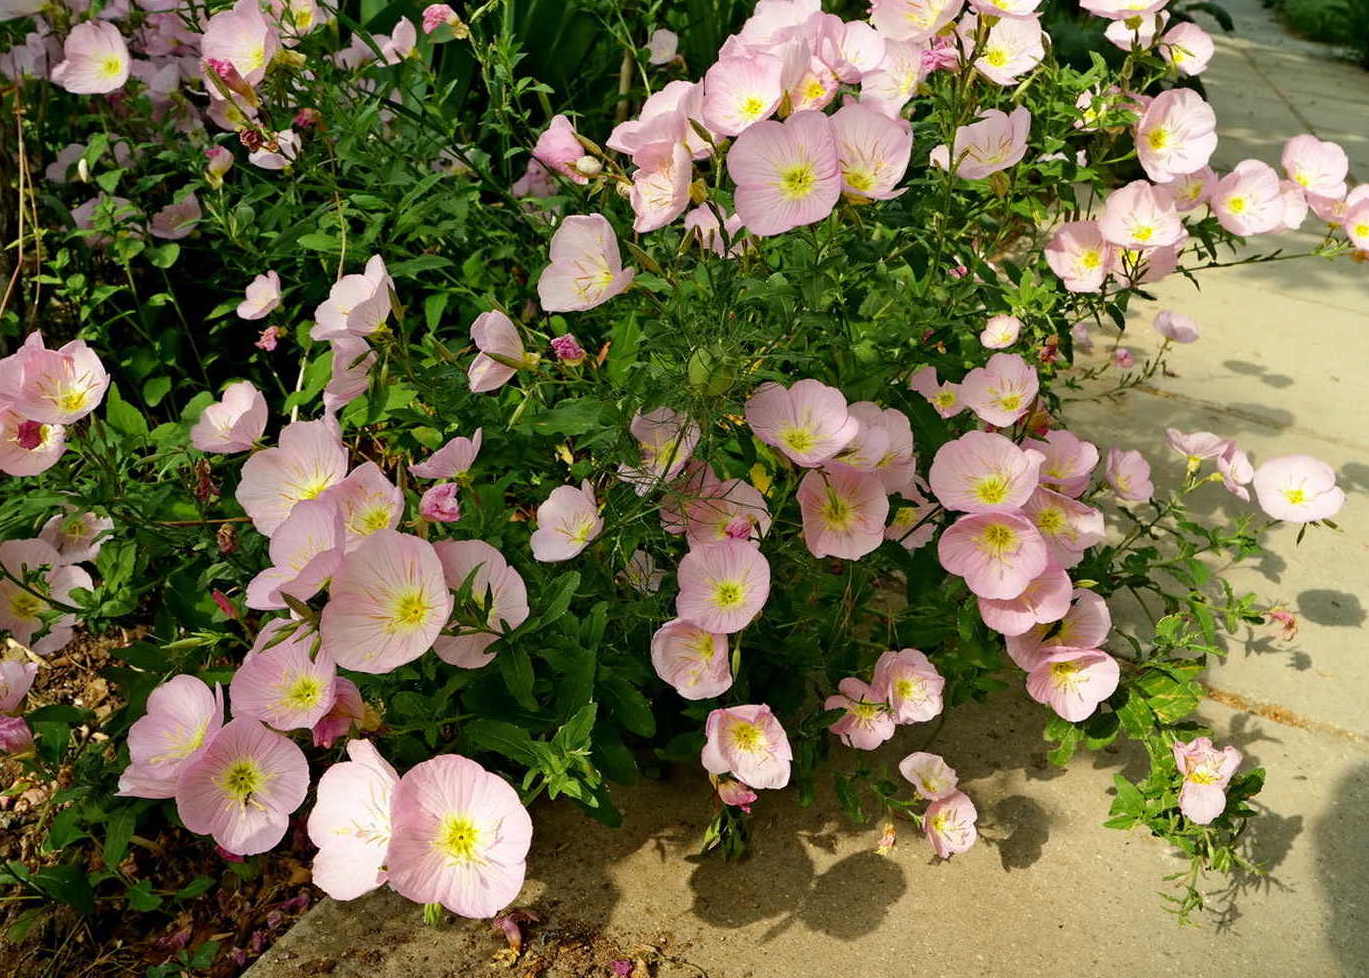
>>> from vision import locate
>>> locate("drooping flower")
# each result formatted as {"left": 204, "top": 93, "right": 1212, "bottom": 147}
{"left": 714, "top": 777, "right": 759, "bottom": 810}
{"left": 619, "top": 408, "right": 701, "bottom": 492}
{"left": 959, "top": 352, "right": 1040, "bottom": 427}
{"left": 647, "top": 27, "right": 678, "bottom": 64}
{"left": 51, "top": 21, "right": 129, "bottom": 94}
{"left": 683, "top": 478, "right": 772, "bottom": 548}
{"left": 312, "top": 677, "right": 366, "bottom": 748}
{"left": 1135, "top": 88, "right": 1217, "bottom": 183}
{"left": 175, "top": 717, "right": 309, "bottom": 855}
{"left": 928, "top": 430, "right": 1044, "bottom": 514}
{"left": 537, "top": 214, "right": 636, "bottom": 312}
{"left": 1165, "top": 428, "right": 1230, "bottom": 467}
{"left": 929, "top": 107, "right": 1031, "bottom": 181}
{"left": 898, "top": 751, "right": 958, "bottom": 800}
{"left": 629, "top": 141, "right": 692, "bottom": 234}
{"left": 1212, "top": 160, "right": 1285, "bottom": 236}
{"left": 0, "top": 660, "right": 38, "bottom": 714}
{"left": 379, "top": 16, "right": 417, "bottom": 64}
{"left": 410, "top": 429, "right": 483, "bottom": 481}
{"left": 858, "top": 38, "right": 927, "bottom": 116}
{"left": 924, "top": 790, "right": 978, "bottom": 858}
{"left": 0, "top": 717, "right": 32, "bottom": 755}
{"left": 675, "top": 539, "right": 770, "bottom": 634}
{"left": 236, "top": 419, "right": 348, "bottom": 535}
{"left": 650, "top": 619, "right": 733, "bottom": 700}
{"left": 1099, "top": 180, "right": 1184, "bottom": 248}
{"left": 9, "top": 336, "right": 110, "bottom": 426}
{"left": 531, "top": 114, "right": 588, "bottom": 184}
{"left": 1281, "top": 134, "right": 1349, "bottom": 200}
{"left": 701, "top": 704, "right": 792, "bottom": 790}
{"left": 830, "top": 103, "right": 912, "bottom": 201}
{"left": 978, "top": 563, "right": 1072, "bottom": 636}
{"left": 727, "top": 110, "right": 842, "bottom": 237}
{"left": 1026, "top": 648, "right": 1120, "bottom": 721}
{"left": 321, "top": 530, "right": 453, "bottom": 673}
{"left": 1104, "top": 11, "right": 1169, "bottom": 50}
{"left": 744, "top": 379, "right": 859, "bottom": 467}
{"left": 1172, "top": 737, "right": 1242, "bottom": 824}
{"left": 244, "top": 498, "right": 345, "bottom": 610}
{"left": 255, "top": 326, "right": 281, "bottom": 351}
{"left": 422, "top": 3, "right": 462, "bottom": 34}
{"left": 907, "top": 365, "right": 965, "bottom": 418}
{"left": 467, "top": 311, "right": 533, "bottom": 393}
{"left": 1024, "top": 429, "right": 1098, "bottom": 498}
{"left": 980, "top": 314, "right": 1022, "bottom": 349}
{"left": 230, "top": 623, "right": 337, "bottom": 731}
{"left": 1044, "top": 221, "right": 1115, "bottom": 293}
{"left": 622, "top": 549, "right": 665, "bottom": 594}
{"left": 872, "top": 648, "right": 945, "bottom": 723}
{"left": 530, "top": 481, "right": 603, "bottom": 562}
{"left": 1217, "top": 443, "right": 1254, "bottom": 502}
{"left": 1152, "top": 309, "right": 1199, "bottom": 344}
{"left": 237, "top": 271, "right": 282, "bottom": 320}
{"left": 825, "top": 677, "right": 896, "bottom": 750}
{"left": 937, "top": 511, "right": 1049, "bottom": 600}
{"left": 0, "top": 539, "right": 91, "bottom": 655}
{"left": 1159, "top": 22, "right": 1214, "bottom": 75}
{"left": 684, "top": 207, "right": 748, "bottom": 258}
{"left": 1006, "top": 588, "right": 1112, "bottom": 670}
{"left": 386, "top": 754, "right": 534, "bottom": 918}
{"left": 307, "top": 739, "right": 399, "bottom": 900}
{"left": 1105, "top": 447, "right": 1154, "bottom": 502}
{"left": 116, "top": 675, "right": 224, "bottom": 799}
{"left": 796, "top": 464, "right": 889, "bottom": 560}
{"left": 191, "top": 380, "right": 268, "bottom": 454}
{"left": 433, "top": 540, "right": 529, "bottom": 669}
{"left": 1021, "top": 487, "right": 1105, "bottom": 568}
{"left": 38, "top": 509, "right": 113, "bottom": 564}
{"left": 702, "top": 53, "right": 784, "bottom": 137}
{"left": 1252, "top": 455, "right": 1345, "bottom": 523}
{"left": 150, "top": 194, "right": 202, "bottom": 241}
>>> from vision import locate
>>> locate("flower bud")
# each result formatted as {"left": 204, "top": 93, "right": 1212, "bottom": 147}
{"left": 573, "top": 155, "right": 603, "bottom": 177}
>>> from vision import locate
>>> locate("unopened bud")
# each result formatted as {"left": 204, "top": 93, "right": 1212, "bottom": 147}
{"left": 77, "top": 158, "right": 90, "bottom": 183}
{"left": 573, "top": 155, "right": 603, "bottom": 177}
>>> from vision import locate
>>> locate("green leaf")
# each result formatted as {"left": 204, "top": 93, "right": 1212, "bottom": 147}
{"left": 554, "top": 703, "right": 597, "bottom": 753}
{"left": 146, "top": 243, "right": 180, "bottom": 269}
{"left": 1109, "top": 773, "right": 1145, "bottom": 818}
{"left": 498, "top": 646, "right": 537, "bottom": 712}
{"left": 1135, "top": 670, "right": 1203, "bottom": 724}
{"left": 599, "top": 676, "right": 655, "bottom": 738}
{"left": 1045, "top": 723, "right": 1080, "bottom": 766}
{"left": 534, "top": 571, "right": 580, "bottom": 629}
{"left": 174, "top": 876, "right": 215, "bottom": 901}
{"left": 1112, "top": 687, "right": 1154, "bottom": 738}
{"left": 33, "top": 864, "right": 94, "bottom": 915}
{"left": 297, "top": 232, "right": 342, "bottom": 252}
{"left": 45, "top": 808, "right": 88, "bottom": 851}
{"left": 105, "top": 384, "right": 149, "bottom": 439}
{"left": 463, "top": 718, "right": 540, "bottom": 766}
{"left": 516, "top": 398, "right": 606, "bottom": 437}
{"left": 103, "top": 808, "right": 137, "bottom": 868}
{"left": 142, "top": 375, "right": 172, "bottom": 407}
{"left": 126, "top": 878, "right": 164, "bottom": 912}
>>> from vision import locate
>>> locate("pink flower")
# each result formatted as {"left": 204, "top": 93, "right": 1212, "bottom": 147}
{"left": 1024, "top": 429, "right": 1098, "bottom": 498}
{"left": 1099, "top": 180, "right": 1183, "bottom": 248}
{"left": 467, "top": 311, "right": 531, "bottom": 393}
{"left": 236, "top": 419, "right": 347, "bottom": 535}
{"left": 150, "top": 194, "right": 202, "bottom": 240}
{"left": 938, "top": 511, "right": 1048, "bottom": 599}
{"left": 530, "top": 481, "right": 603, "bottom": 562}
{"left": 1026, "top": 648, "right": 1119, "bottom": 721}
{"left": 619, "top": 408, "right": 701, "bottom": 491}
{"left": 237, "top": 271, "right": 281, "bottom": 320}
{"left": 929, "top": 430, "right": 1044, "bottom": 514}
{"left": 255, "top": 326, "right": 281, "bottom": 351}
{"left": 872, "top": 648, "right": 945, "bottom": 723}
{"left": 970, "top": 0, "right": 1042, "bottom": 17}
{"left": 1081, "top": 0, "right": 1167, "bottom": 16}
{"left": 830, "top": 103, "right": 912, "bottom": 201}
{"left": 978, "top": 563, "right": 1072, "bottom": 636}
{"left": 1344, "top": 197, "right": 1369, "bottom": 251}
{"left": 924, "top": 790, "right": 977, "bottom": 857}
{"left": 1217, "top": 444, "right": 1254, "bottom": 501}
{"left": 410, "top": 429, "right": 483, "bottom": 480}
{"left": 1166, "top": 428, "right": 1230, "bottom": 467}
{"left": 898, "top": 751, "right": 957, "bottom": 800}
{"left": 701, "top": 704, "right": 792, "bottom": 790}
{"left": 651, "top": 619, "right": 733, "bottom": 700}
{"left": 244, "top": 498, "right": 345, "bottom": 609}
{"left": 1152, "top": 309, "right": 1199, "bottom": 344}
{"left": 1172, "top": 737, "right": 1242, "bottom": 824}
{"left": 1045, "top": 221, "right": 1115, "bottom": 293}
{"left": 1135, "top": 88, "right": 1217, "bottom": 184}
{"left": 1162, "top": 167, "right": 1216, "bottom": 211}
{"left": 0, "top": 717, "right": 32, "bottom": 755}
{"left": 929, "top": 107, "right": 1031, "bottom": 181}
{"left": 684, "top": 207, "right": 747, "bottom": 258}
{"left": 727, "top": 110, "right": 841, "bottom": 237}
{"left": 312, "top": 678, "right": 366, "bottom": 751}
{"left": 959, "top": 352, "right": 1039, "bottom": 427}
{"left": 702, "top": 53, "right": 783, "bottom": 137}
{"left": 886, "top": 476, "right": 937, "bottom": 551}
{"left": 537, "top": 214, "right": 635, "bottom": 312}
{"left": 825, "top": 677, "right": 895, "bottom": 750}
{"left": 324, "top": 336, "right": 375, "bottom": 418}
{"left": 869, "top": 0, "right": 960, "bottom": 41}
{"left": 744, "top": 379, "right": 858, "bottom": 467}
{"left": 432, "top": 540, "right": 529, "bottom": 669}
{"left": 1022, "top": 487, "right": 1105, "bottom": 567}
{"left": 1, "top": 661, "right": 43, "bottom": 715}
{"left": 230, "top": 623, "right": 337, "bottom": 731}
{"left": 684, "top": 478, "right": 772, "bottom": 548}
{"left": 550, "top": 334, "right": 586, "bottom": 364}
{"left": 859, "top": 39, "right": 927, "bottom": 116}
{"left": 1212, "top": 160, "right": 1285, "bottom": 236}
{"left": 248, "top": 130, "right": 301, "bottom": 171}
{"left": 51, "top": 21, "right": 129, "bottom": 94}
{"left": 512, "top": 159, "right": 555, "bottom": 199}
{"left": 714, "top": 777, "right": 758, "bottom": 810}
{"left": 908, "top": 365, "right": 965, "bottom": 418}
{"left": 1281, "top": 134, "right": 1348, "bottom": 199}
{"left": 115, "top": 679, "right": 219, "bottom": 797}
{"left": 1159, "top": 22, "right": 1214, "bottom": 75}
{"left": 1105, "top": 11, "right": 1169, "bottom": 50}
{"left": 318, "top": 462, "right": 404, "bottom": 548}
{"left": 980, "top": 314, "right": 1022, "bottom": 349}
{"left": 321, "top": 530, "right": 453, "bottom": 673}
{"left": 422, "top": 4, "right": 460, "bottom": 34}
{"left": 1006, "top": 588, "right": 1112, "bottom": 670}
{"left": 175, "top": 718, "right": 308, "bottom": 855}
{"left": 191, "top": 381, "right": 267, "bottom": 454}
{"left": 201, "top": 0, "right": 279, "bottom": 88}
{"left": 647, "top": 27, "right": 678, "bottom": 64}
{"left": 629, "top": 141, "right": 692, "bottom": 233}
{"left": 311, "top": 255, "right": 392, "bottom": 341}
{"left": 8, "top": 335, "right": 110, "bottom": 425}
{"left": 960, "top": 15, "right": 1043, "bottom": 86}
{"left": 609, "top": 81, "right": 712, "bottom": 160}
{"left": 1105, "top": 447, "right": 1154, "bottom": 502}
{"left": 0, "top": 539, "right": 90, "bottom": 655}
{"left": 379, "top": 17, "right": 416, "bottom": 64}
{"left": 675, "top": 539, "right": 770, "bottom": 634}
{"left": 419, "top": 483, "right": 462, "bottom": 522}
{"left": 1252, "top": 455, "right": 1345, "bottom": 523}
{"left": 797, "top": 464, "right": 889, "bottom": 560}
{"left": 387, "top": 754, "right": 533, "bottom": 918}
{"left": 0, "top": 408, "right": 64, "bottom": 476}
{"left": 307, "top": 739, "right": 398, "bottom": 900}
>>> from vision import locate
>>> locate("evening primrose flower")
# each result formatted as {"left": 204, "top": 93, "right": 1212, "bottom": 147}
{"left": 675, "top": 539, "right": 771, "bottom": 634}
{"left": 237, "top": 271, "right": 281, "bottom": 320}
{"left": 1173, "top": 737, "right": 1242, "bottom": 824}
{"left": 318, "top": 462, "right": 403, "bottom": 549}
{"left": 410, "top": 429, "right": 483, "bottom": 481}
{"left": 859, "top": 39, "right": 926, "bottom": 116}
{"left": 629, "top": 141, "right": 692, "bottom": 234}
{"left": 898, "top": 751, "right": 958, "bottom": 800}
{"left": 1006, "top": 588, "right": 1112, "bottom": 669}
{"left": 191, "top": 380, "right": 268, "bottom": 454}
{"left": 9, "top": 336, "right": 110, "bottom": 426}
{"left": 311, "top": 255, "right": 392, "bottom": 341}
{"left": 1021, "top": 487, "right": 1105, "bottom": 568}
{"left": 701, "top": 704, "right": 793, "bottom": 790}
{"left": 830, "top": 103, "right": 913, "bottom": 201}
{"left": 1252, "top": 455, "right": 1345, "bottom": 523}
{"left": 959, "top": 352, "right": 1039, "bottom": 427}
{"left": 872, "top": 648, "right": 945, "bottom": 724}
{"left": 727, "top": 110, "right": 842, "bottom": 237}
{"left": 1281, "top": 134, "right": 1349, "bottom": 200}
{"left": 0, "top": 539, "right": 91, "bottom": 655}
{"left": 117, "top": 676, "right": 224, "bottom": 799}
{"left": 702, "top": 53, "right": 784, "bottom": 137}
{"left": 937, "top": 511, "right": 1049, "bottom": 600}
{"left": 885, "top": 475, "right": 937, "bottom": 551}
{"left": 1162, "top": 167, "right": 1216, "bottom": 211}
{"left": 929, "top": 107, "right": 1031, "bottom": 181}
{"left": 1026, "top": 648, "right": 1120, "bottom": 721}
{"left": 683, "top": 478, "right": 772, "bottom": 548}
{"left": 307, "top": 739, "right": 399, "bottom": 900}
{"left": 924, "top": 790, "right": 978, "bottom": 857}
{"left": 980, "top": 314, "right": 1022, "bottom": 350}
{"left": 0, "top": 660, "right": 37, "bottom": 714}
{"left": 1045, "top": 221, "right": 1115, "bottom": 293}
{"left": 929, "top": 431, "right": 1044, "bottom": 514}
{"left": 1135, "top": 88, "right": 1218, "bottom": 184}
{"left": 1024, "top": 429, "right": 1099, "bottom": 498}
{"left": 650, "top": 618, "right": 733, "bottom": 700}
{"left": 530, "top": 481, "right": 603, "bottom": 562}
{"left": 236, "top": 419, "right": 348, "bottom": 535}
{"left": 38, "top": 509, "right": 113, "bottom": 564}
{"left": 796, "top": 464, "right": 889, "bottom": 560}
{"left": 744, "top": 379, "right": 859, "bottom": 467}
{"left": 869, "top": 0, "right": 960, "bottom": 42}
{"left": 1099, "top": 180, "right": 1184, "bottom": 249}
{"left": 907, "top": 365, "right": 965, "bottom": 418}
{"left": 245, "top": 498, "right": 346, "bottom": 610}
{"left": 320, "top": 529, "right": 453, "bottom": 673}
{"left": 537, "top": 214, "right": 636, "bottom": 312}
{"left": 51, "top": 21, "right": 129, "bottom": 94}
{"left": 386, "top": 755, "right": 533, "bottom": 918}
{"left": 619, "top": 408, "right": 702, "bottom": 492}
{"left": 0, "top": 407, "right": 66, "bottom": 477}
{"left": 230, "top": 622, "right": 337, "bottom": 731}
{"left": 978, "top": 563, "right": 1072, "bottom": 637}
{"left": 960, "top": 15, "right": 1044, "bottom": 87}
{"left": 432, "top": 539, "right": 529, "bottom": 669}
{"left": 825, "top": 677, "right": 895, "bottom": 750}
{"left": 1105, "top": 447, "right": 1154, "bottom": 502}
{"left": 467, "top": 311, "right": 534, "bottom": 393}
{"left": 175, "top": 717, "right": 310, "bottom": 855}
{"left": 1159, "top": 22, "right": 1214, "bottom": 75}
{"left": 647, "top": 28, "right": 678, "bottom": 64}
{"left": 201, "top": 0, "right": 280, "bottom": 88}
{"left": 1212, "top": 160, "right": 1285, "bottom": 236}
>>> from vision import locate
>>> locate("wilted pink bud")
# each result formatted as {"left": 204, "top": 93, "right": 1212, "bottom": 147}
{"left": 15, "top": 420, "right": 45, "bottom": 451}
{"left": 949, "top": 263, "right": 969, "bottom": 279}
{"left": 422, "top": 3, "right": 468, "bottom": 36}
{"left": 876, "top": 820, "right": 897, "bottom": 855}
{"left": 204, "top": 145, "right": 234, "bottom": 189}
{"left": 1267, "top": 609, "right": 1297, "bottom": 641}
{"left": 1112, "top": 348, "right": 1135, "bottom": 369}
{"left": 293, "top": 107, "right": 322, "bottom": 129}
{"left": 550, "top": 333, "right": 587, "bottom": 365}
{"left": 0, "top": 717, "right": 33, "bottom": 756}
{"left": 214, "top": 845, "right": 245, "bottom": 864}
{"left": 211, "top": 589, "right": 238, "bottom": 619}
{"left": 419, "top": 482, "right": 462, "bottom": 522}
{"left": 255, "top": 326, "right": 281, "bottom": 351}
{"left": 203, "top": 57, "right": 260, "bottom": 107}
{"left": 714, "top": 776, "right": 757, "bottom": 812}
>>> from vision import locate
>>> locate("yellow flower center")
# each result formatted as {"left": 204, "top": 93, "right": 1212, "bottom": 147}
{"left": 218, "top": 758, "right": 266, "bottom": 803}
{"left": 778, "top": 163, "right": 817, "bottom": 201}
{"left": 389, "top": 589, "right": 434, "bottom": 630}
{"left": 739, "top": 95, "right": 765, "bottom": 120}
{"left": 972, "top": 474, "right": 1010, "bottom": 505}
{"left": 1146, "top": 127, "right": 1169, "bottom": 151}
{"left": 1132, "top": 224, "right": 1154, "bottom": 242}
{"left": 821, "top": 487, "right": 853, "bottom": 530}
{"left": 1050, "top": 659, "right": 1082, "bottom": 689}
{"left": 434, "top": 814, "right": 482, "bottom": 864}
{"left": 894, "top": 677, "right": 925, "bottom": 702}
{"left": 281, "top": 674, "right": 324, "bottom": 712}
{"left": 845, "top": 168, "right": 875, "bottom": 192}
{"left": 1282, "top": 488, "right": 1307, "bottom": 505}
{"left": 712, "top": 579, "right": 745, "bottom": 609}
{"left": 9, "top": 591, "right": 43, "bottom": 619}
{"left": 996, "top": 393, "right": 1023, "bottom": 411}
{"left": 779, "top": 426, "right": 816, "bottom": 454}
{"left": 985, "top": 48, "right": 1007, "bottom": 68}
{"left": 100, "top": 54, "right": 124, "bottom": 78}
{"left": 58, "top": 389, "right": 90, "bottom": 414}
{"left": 1226, "top": 195, "right": 1247, "bottom": 214}
{"left": 1035, "top": 506, "right": 1066, "bottom": 535}
{"left": 977, "top": 522, "right": 1018, "bottom": 557}
{"left": 355, "top": 506, "right": 392, "bottom": 536}
{"left": 729, "top": 720, "right": 764, "bottom": 752}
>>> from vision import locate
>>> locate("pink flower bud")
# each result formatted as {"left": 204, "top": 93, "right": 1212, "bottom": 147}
{"left": 211, "top": 589, "right": 238, "bottom": 619}
{"left": 254, "top": 325, "right": 281, "bottom": 351}
{"left": 550, "top": 333, "right": 587, "bottom": 365}
{"left": 419, "top": 482, "right": 462, "bottom": 522}
{"left": 715, "top": 777, "right": 758, "bottom": 811}
{"left": 1112, "top": 348, "right": 1135, "bottom": 369}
